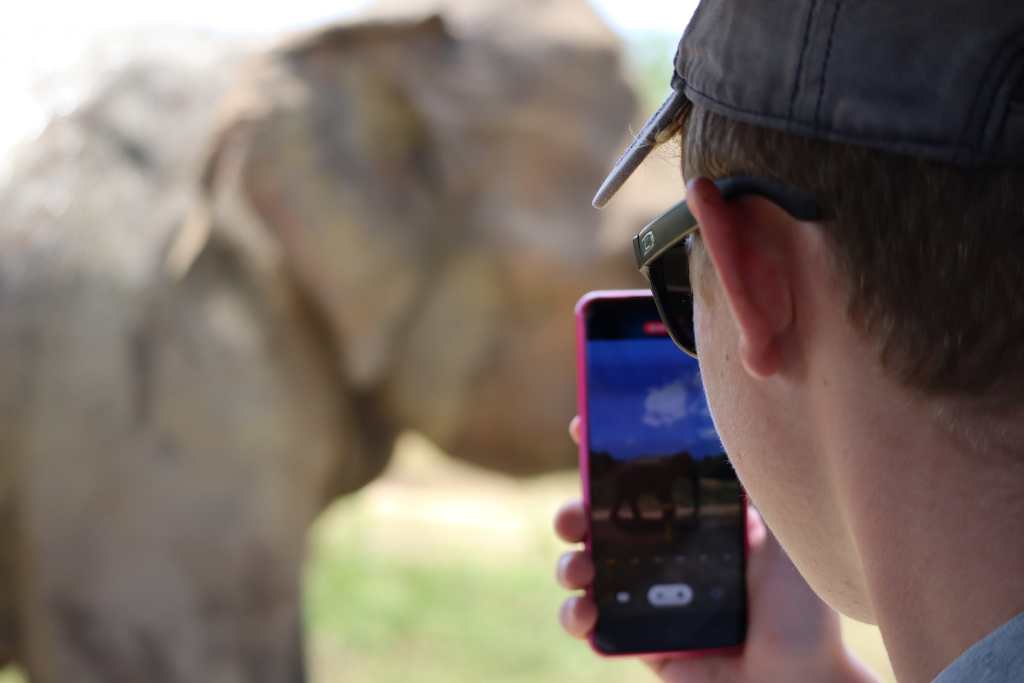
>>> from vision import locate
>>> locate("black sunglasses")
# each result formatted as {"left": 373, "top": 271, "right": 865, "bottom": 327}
{"left": 633, "top": 176, "right": 826, "bottom": 357}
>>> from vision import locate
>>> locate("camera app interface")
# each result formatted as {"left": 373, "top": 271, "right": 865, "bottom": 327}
{"left": 585, "top": 299, "right": 746, "bottom": 652}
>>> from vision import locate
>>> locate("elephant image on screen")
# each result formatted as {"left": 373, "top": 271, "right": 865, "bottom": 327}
{"left": 582, "top": 296, "right": 746, "bottom": 654}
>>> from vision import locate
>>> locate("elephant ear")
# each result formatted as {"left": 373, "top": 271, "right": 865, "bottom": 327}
{"left": 170, "top": 15, "right": 455, "bottom": 389}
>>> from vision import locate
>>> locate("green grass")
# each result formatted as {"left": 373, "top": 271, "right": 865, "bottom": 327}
{"left": 0, "top": 667, "right": 25, "bottom": 683}
{"left": 304, "top": 496, "right": 651, "bottom": 683}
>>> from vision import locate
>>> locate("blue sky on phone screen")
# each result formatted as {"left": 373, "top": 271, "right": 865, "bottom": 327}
{"left": 587, "top": 338, "right": 723, "bottom": 461}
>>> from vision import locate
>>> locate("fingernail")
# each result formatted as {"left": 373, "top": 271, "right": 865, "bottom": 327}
{"left": 557, "top": 552, "right": 571, "bottom": 583}
{"left": 559, "top": 598, "right": 574, "bottom": 630}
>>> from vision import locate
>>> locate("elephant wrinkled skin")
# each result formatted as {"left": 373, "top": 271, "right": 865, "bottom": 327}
{"left": 0, "top": 3, "right": 678, "bottom": 681}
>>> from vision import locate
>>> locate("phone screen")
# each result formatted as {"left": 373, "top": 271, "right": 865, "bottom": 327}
{"left": 582, "top": 294, "right": 747, "bottom": 654}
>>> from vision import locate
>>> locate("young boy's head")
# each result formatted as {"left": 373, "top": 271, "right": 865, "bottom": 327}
{"left": 595, "top": 0, "right": 1024, "bottom": 623}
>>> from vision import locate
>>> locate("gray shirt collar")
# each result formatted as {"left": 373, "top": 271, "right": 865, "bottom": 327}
{"left": 934, "top": 612, "right": 1024, "bottom": 683}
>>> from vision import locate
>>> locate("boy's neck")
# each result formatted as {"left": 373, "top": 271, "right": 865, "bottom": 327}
{"left": 835, "top": 396, "right": 1024, "bottom": 683}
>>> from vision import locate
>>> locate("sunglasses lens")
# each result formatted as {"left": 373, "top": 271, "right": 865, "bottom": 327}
{"left": 650, "top": 247, "right": 696, "bottom": 355}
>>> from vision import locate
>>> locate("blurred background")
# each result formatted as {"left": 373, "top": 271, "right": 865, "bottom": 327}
{"left": 0, "top": 0, "right": 688, "bottom": 166}
{"left": 0, "top": 1, "right": 894, "bottom": 682}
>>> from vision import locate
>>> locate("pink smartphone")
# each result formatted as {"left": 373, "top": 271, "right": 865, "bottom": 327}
{"left": 575, "top": 289, "right": 748, "bottom": 657}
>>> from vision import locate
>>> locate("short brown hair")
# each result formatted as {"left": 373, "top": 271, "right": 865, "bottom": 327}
{"left": 679, "top": 105, "right": 1024, "bottom": 406}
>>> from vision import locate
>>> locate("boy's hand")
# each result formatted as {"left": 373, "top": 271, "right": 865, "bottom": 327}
{"left": 555, "top": 417, "right": 879, "bottom": 683}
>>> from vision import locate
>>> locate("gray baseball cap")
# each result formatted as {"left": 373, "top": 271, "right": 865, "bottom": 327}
{"left": 594, "top": 0, "right": 1024, "bottom": 208}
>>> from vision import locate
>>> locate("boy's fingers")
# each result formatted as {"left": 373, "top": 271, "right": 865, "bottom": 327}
{"left": 553, "top": 500, "right": 587, "bottom": 543}
{"left": 557, "top": 551, "right": 595, "bottom": 590}
{"left": 746, "top": 503, "right": 767, "bottom": 549}
{"left": 557, "top": 419, "right": 593, "bottom": 641}
{"left": 559, "top": 595, "right": 597, "bottom": 639}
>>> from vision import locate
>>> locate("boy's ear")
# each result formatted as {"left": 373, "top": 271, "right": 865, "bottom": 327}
{"left": 686, "top": 177, "right": 796, "bottom": 379}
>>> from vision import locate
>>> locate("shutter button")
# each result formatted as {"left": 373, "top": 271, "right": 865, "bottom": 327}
{"left": 647, "top": 583, "right": 694, "bottom": 607}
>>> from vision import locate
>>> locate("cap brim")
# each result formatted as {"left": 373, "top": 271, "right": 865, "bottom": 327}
{"left": 592, "top": 89, "right": 689, "bottom": 209}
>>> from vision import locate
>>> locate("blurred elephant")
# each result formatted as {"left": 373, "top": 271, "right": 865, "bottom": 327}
{"left": 0, "top": 2, "right": 678, "bottom": 681}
